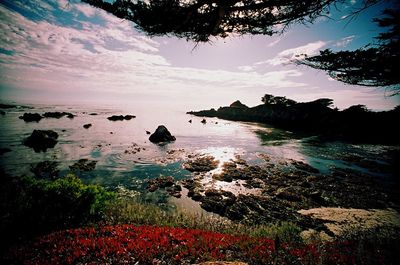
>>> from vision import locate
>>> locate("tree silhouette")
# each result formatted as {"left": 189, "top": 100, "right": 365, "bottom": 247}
{"left": 261, "top": 94, "right": 296, "bottom": 106}
{"left": 295, "top": 8, "right": 400, "bottom": 94}
{"left": 82, "top": 0, "right": 379, "bottom": 42}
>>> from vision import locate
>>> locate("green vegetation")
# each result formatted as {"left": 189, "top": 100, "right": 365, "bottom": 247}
{"left": 0, "top": 173, "right": 114, "bottom": 252}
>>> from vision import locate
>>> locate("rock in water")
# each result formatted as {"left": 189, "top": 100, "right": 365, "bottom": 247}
{"left": 149, "top": 125, "right": 176, "bottom": 143}
{"left": 24, "top": 130, "right": 58, "bottom": 152}
{"left": 19, "top": 113, "right": 43, "bottom": 122}
{"left": 83, "top": 123, "right": 92, "bottom": 129}
{"left": 69, "top": 159, "right": 97, "bottom": 172}
{"left": 107, "top": 115, "right": 136, "bottom": 121}
{"left": 43, "top": 112, "right": 74, "bottom": 119}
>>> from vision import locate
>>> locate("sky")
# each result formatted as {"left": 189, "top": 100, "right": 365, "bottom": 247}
{"left": 0, "top": 0, "right": 399, "bottom": 111}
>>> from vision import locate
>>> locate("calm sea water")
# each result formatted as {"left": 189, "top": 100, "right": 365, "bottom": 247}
{"left": 0, "top": 103, "right": 398, "bottom": 204}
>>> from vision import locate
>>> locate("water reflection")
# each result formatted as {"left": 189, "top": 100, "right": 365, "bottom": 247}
{"left": 0, "top": 103, "right": 397, "bottom": 194}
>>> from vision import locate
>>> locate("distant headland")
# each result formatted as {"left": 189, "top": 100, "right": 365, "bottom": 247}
{"left": 188, "top": 94, "right": 400, "bottom": 144}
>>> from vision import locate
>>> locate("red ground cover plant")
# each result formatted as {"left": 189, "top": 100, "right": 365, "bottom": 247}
{"left": 3, "top": 225, "right": 381, "bottom": 265}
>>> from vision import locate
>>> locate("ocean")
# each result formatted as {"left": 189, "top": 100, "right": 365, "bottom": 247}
{"left": 0, "top": 102, "right": 398, "bottom": 211}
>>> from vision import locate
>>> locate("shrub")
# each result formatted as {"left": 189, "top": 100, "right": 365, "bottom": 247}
{"left": 0, "top": 173, "right": 114, "bottom": 252}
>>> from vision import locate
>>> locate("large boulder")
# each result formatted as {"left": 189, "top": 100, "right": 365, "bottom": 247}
{"left": 24, "top": 130, "right": 59, "bottom": 152}
{"left": 19, "top": 113, "right": 43, "bottom": 122}
{"left": 149, "top": 125, "right": 176, "bottom": 143}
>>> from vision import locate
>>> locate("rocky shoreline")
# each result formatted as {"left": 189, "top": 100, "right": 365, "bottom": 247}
{"left": 146, "top": 152, "right": 399, "bottom": 236}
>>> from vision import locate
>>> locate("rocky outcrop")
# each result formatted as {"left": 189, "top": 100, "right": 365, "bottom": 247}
{"left": 146, "top": 176, "right": 182, "bottom": 198}
{"left": 149, "top": 125, "right": 176, "bottom": 143}
{"left": 183, "top": 156, "right": 219, "bottom": 172}
{"left": 19, "top": 112, "right": 75, "bottom": 122}
{"left": 19, "top": 113, "right": 43, "bottom": 122}
{"left": 107, "top": 115, "right": 136, "bottom": 121}
{"left": 0, "top": 103, "right": 16, "bottom": 109}
{"left": 83, "top": 123, "right": 92, "bottom": 129}
{"left": 43, "top": 112, "right": 74, "bottom": 119}
{"left": 229, "top": 100, "right": 248, "bottom": 109}
{"left": 23, "top": 130, "right": 58, "bottom": 152}
{"left": 180, "top": 154, "right": 394, "bottom": 231}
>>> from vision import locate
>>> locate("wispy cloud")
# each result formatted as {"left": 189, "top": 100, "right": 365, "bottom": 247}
{"left": 261, "top": 41, "right": 327, "bottom": 66}
{"left": 0, "top": 0, "right": 307, "bottom": 101}
{"left": 334, "top": 35, "right": 355, "bottom": 48}
{"left": 267, "top": 38, "right": 281, "bottom": 47}
{"left": 74, "top": 3, "right": 96, "bottom": 17}
{"left": 237, "top": 65, "right": 255, "bottom": 72}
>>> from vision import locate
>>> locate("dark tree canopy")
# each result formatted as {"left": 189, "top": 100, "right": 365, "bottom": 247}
{"left": 261, "top": 94, "right": 296, "bottom": 106}
{"left": 82, "top": 0, "right": 378, "bottom": 42}
{"left": 295, "top": 7, "right": 400, "bottom": 94}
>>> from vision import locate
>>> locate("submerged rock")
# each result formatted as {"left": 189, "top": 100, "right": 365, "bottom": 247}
{"left": 23, "top": 130, "right": 58, "bottom": 152}
{"left": 31, "top": 161, "right": 59, "bottom": 180}
{"left": 107, "top": 115, "right": 136, "bottom": 121}
{"left": 19, "top": 113, "right": 43, "bottom": 122}
{"left": 0, "top": 110, "right": 5, "bottom": 115}
{"left": 69, "top": 159, "right": 97, "bottom": 172}
{"left": 0, "top": 148, "right": 11, "bottom": 155}
{"left": 83, "top": 123, "right": 92, "bottom": 129}
{"left": 147, "top": 176, "right": 174, "bottom": 190}
{"left": 149, "top": 125, "right": 176, "bottom": 143}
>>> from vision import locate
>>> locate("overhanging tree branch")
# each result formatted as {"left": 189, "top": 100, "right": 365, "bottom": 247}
{"left": 82, "top": 0, "right": 377, "bottom": 42}
{"left": 295, "top": 7, "right": 400, "bottom": 94}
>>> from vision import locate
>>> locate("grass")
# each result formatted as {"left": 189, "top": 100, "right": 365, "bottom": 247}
{"left": 103, "top": 196, "right": 303, "bottom": 242}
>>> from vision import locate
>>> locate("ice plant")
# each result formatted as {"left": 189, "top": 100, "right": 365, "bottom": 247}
{"left": 4, "top": 225, "right": 385, "bottom": 265}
